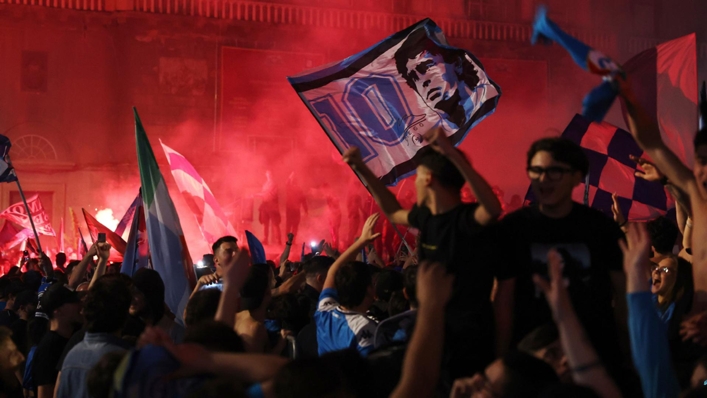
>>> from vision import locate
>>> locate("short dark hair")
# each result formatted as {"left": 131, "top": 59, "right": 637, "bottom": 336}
{"left": 647, "top": 216, "right": 679, "bottom": 254}
{"left": 375, "top": 269, "right": 403, "bottom": 302}
{"left": 394, "top": 28, "right": 479, "bottom": 92}
{"left": 527, "top": 137, "right": 589, "bottom": 177}
{"left": 417, "top": 146, "right": 466, "bottom": 191}
{"left": 517, "top": 323, "right": 559, "bottom": 354}
{"left": 55, "top": 253, "right": 67, "bottom": 267}
{"left": 303, "top": 256, "right": 334, "bottom": 278}
{"left": 501, "top": 351, "right": 559, "bottom": 397}
{"left": 403, "top": 265, "right": 418, "bottom": 307}
{"left": 334, "top": 261, "right": 372, "bottom": 308}
{"left": 132, "top": 268, "right": 165, "bottom": 323}
{"left": 387, "top": 290, "right": 409, "bottom": 317}
{"left": 184, "top": 320, "right": 245, "bottom": 353}
{"left": 212, "top": 236, "right": 238, "bottom": 254}
{"left": 84, "top": 275, "right": 132, "bottom": 333}
{"left": 185, "top": 289, "right": 222, "bottom": 327}
{"left": 240, "top": 266, "right": 270, "bottom": 311}
{"left": 267, "top": 293, "right": 310, "bottom": 335}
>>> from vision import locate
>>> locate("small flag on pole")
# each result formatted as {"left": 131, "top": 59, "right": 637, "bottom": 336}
{"left": 82, "top": 208, "right": 127, "bottom": 261}
{"left": 531, "top": 6, "right": 622, "bottom": 122}
{"left": 0, "top": 195, "right": 55, "bottom": 236}
{"left": 121, "top": 194, "right": 150, "bottom": 277}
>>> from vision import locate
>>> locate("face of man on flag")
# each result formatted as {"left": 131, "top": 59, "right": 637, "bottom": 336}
{"left": 395, "top": 33, "right": 484, "bottom": 131}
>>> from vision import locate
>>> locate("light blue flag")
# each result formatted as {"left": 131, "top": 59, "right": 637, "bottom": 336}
{"left": 246, "top": 230, "right": 266, "bottom": 264}
{"left": 289, "top": 18, "right": 501, "bottom": 186}
{"left": 532, "top": 6, "right": 623, "bottom": 122}
{"left": 120, "top": 192, "right": 149, "bottom": 277}
{"left": 115, "top": 193, "right": 141, "bottom": 237}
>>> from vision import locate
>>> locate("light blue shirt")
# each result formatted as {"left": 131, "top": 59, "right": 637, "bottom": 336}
{"left": 56, "top": 332, "right": 131, "bottom": 398}
{"left": 314, "top": 288, "right": 376, "bottom": 356}
{"left": 628, "top": 292, "right": 680, "bottom": 398}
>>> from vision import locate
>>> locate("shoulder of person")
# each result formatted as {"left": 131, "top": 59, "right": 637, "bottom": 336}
{"left": 574, "top": 203, "right": 622, "bottom": 231}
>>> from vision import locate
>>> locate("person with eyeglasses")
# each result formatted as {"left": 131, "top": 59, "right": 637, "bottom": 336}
{"left": 488, "top": 137, "right": 629, "bottom": 385}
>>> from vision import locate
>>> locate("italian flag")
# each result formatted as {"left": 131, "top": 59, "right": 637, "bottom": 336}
{"left": 134, "top": 108, "right": 195, "bottom": 324}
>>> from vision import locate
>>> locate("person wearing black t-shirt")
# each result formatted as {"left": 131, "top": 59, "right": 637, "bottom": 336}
{"left": 491, "top": 137, "right": 627, "bottom": 373}
{"left": 32, "top": 283, "right": 83, "bottom": 398}
{"left": 342, "top": 127, "right": 502, "bottom": 379}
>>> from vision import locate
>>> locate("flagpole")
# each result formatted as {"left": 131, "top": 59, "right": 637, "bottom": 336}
{"left": 14, "top": 179, "right": 42, "bottom": 253}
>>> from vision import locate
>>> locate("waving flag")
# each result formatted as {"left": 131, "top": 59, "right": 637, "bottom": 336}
{"left": 289, "top": 18, "right": 501, "bottom": 185}
{"left": 0, "top": 195, "right": 55, "bottom": 236}
{"left": 526, "top": 115, "right": 670, "bottom": 221}
{"left": 82, "top": 208, "right": 126, "bottom": 261}
{"left": 134, "top": 108, "right": 195, "bottom": 323}
{"left": 245, "top": 230, "right": 266, "bottom": 264}
{"left": 0, "top": 222, "right": 33, "bottom": 251}
{"left": 619, "top": 34, "right": 697, "bottom": 168}
{"left": 531, "top": 6, "right": 622, "bottom": 122}
{"left": 121, "top": 196, "right": 150, "bottom": 277}
{"left": 115, "top": 194, "right": 142, "bottom": 238}
{"left": 160, "top": 141, "right": 237, "bottom": 245}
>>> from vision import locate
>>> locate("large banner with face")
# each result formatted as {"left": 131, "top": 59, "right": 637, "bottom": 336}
{"left": 288, "top": 19, "right": 501, "bottom": 185}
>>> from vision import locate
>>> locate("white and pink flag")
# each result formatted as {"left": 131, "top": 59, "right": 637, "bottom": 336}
{"left": 160, "top": 141, "right": 238, "bottom": 245}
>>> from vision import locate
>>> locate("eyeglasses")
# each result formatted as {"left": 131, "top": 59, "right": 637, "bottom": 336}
{"left": 527, "top": 166, "right": 575, "bottom": 181}
{"left": 651, "top": 265, "right": 672, "bottom": 274}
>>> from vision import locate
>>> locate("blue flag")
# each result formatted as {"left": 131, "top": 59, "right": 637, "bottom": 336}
{"left": 121, "top": 192, "right": 149, "bottom": 277}
{"left": 115, "top": 193, "right": 141, "bottom": 237}
{"left": 289, "top": 19, "right": 501, "bottom": 185}
{"left": 246, "top": 230, "right": 266, "bottom": 264}
{"left": 0, "top": 135, "right": 17, "bottom": 183}
{"left": 532, "top": 6, "right": 622, "bottom": 122}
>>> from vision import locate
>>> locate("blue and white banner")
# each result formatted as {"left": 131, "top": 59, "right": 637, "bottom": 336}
{"left": 531, "top": 6, "right": 622, "bottom": 122}
{"left": 288, "top": 19, "right": 501, "bottom": 185}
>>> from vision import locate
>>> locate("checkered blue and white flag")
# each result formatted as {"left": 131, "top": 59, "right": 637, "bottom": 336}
{"left": 288, "top": 19, "right": 501, "bottom": 185}
{"left": 526, "top": 114, "right": 672, "bottom": 221}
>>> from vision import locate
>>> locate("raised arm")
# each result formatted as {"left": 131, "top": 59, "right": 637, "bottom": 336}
{"left": 423, "top": 128, "right": 502, "bottom": 225}
{"left": 619, "top": 77, "right": 697, "bottom": 198}
{"left": 279, "top": 233, "right": 294, "bottom": 269}
{"left": 323, "top": 213, "right": 381, "bottom": 291}
{"left": 215, "top": 249, "right": 251, "bottom": 327}
{"left": 68, "top": 245, "right": 97, "bottom": 290}
{"left": 390, "top": 261, "right": 453, "bottom": 398}
{"left": 533, "top": 249, "right": 621, "bottom": 398}
{"left": 39, "top": 252, "right": 54, "bottom": 280}
{"left": 621, "top": 222, "right": 680, "bottom": 398}
{"left": 89, "top": 242, "right": 111, "bottom": 289}
{"left": 342, "top": 148, "right": 410, "bottom": 226}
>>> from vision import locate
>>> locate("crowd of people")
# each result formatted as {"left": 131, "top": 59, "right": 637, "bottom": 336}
{"left": 1, "top": 78, "right": 707, "bottom": 398}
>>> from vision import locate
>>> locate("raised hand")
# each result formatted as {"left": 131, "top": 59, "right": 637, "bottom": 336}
{"left": 618, "top": 222, "right": 652, "bottom": 293}
{"left": 96, "top": 242, "right": 112, "bottom": 261}
{"left": 342, "top": 147, "right": 364, "bottom": 169}
{"left": 611, "top": 193, "right": 626, "bottom": 226}
{"left": 422, "top": 127, "right": 455, "bottom": 156}
{"left": 533, "top": 249, "right": 573, "bottom": 322}
{"left": 197, "top": 272, "right": 221, "bottom": 288}
{"left": 359, "top": 213, "right": 382, "bottom": 243}
{"left": 630, "top": 154, "right": 665, "bottom": 182}
{"left": 286, "top": 233, "right": 294, "bottom": 244}
{"left": 221, "top": 248, "right": 251, "bottom": 287}
{"left": 416, "top": 261, "right": 454, "bottom": 310}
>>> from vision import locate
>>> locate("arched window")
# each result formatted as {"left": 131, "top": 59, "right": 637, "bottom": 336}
{"left": 12, "top": 135, "right": 58, "bottom": 161}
